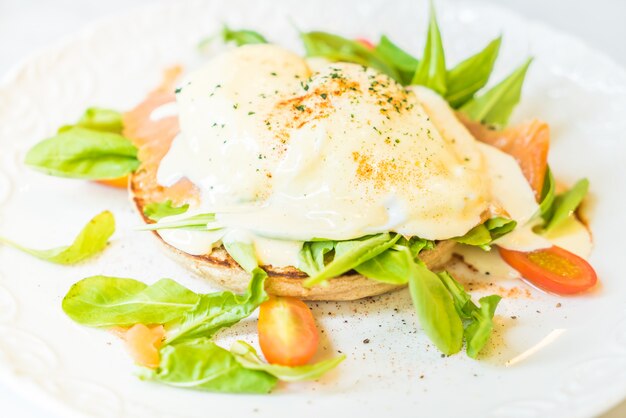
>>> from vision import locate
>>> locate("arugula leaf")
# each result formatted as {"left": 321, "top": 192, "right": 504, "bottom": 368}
{"left": 484, "top": 217, "right": 517, "bottom": 240}
{"left": 411, "top": 3, "right": 447, "bottom": 94}
{"left": 302, "top": 236, "right": 432, "bottom": 286}
{"left": 407, "top": 251, "right": 464, "bottom": 355}
{"left": 230, "top": 341, "right": 345, "bottom": 382}
{"left": 355, "top": 246, "right": 413, "bottom": 285}
{"left": 222, "top": 25, "right": 268, "bottom": 46}
{"left": 58, "top": 108, "right": 124, "bottom": 134}
{"left": 445, "top": 36, "right": 501, "bottom": 108}
{"left": 223, "top": 241, "right": 258, "bottom": 273}
{"left": 375, "top": 35, "right": 419, "bottom": 85}
{"left": 301, "top": 31, "right": 362, "bottom": 60}
{"left": 165, "top": 268, "right": 268, "bottom": 344}
{"left": 438, "top": 272, "right": 501, "bottom": 358}
{"left": 465, "top": 295, "right": 501, "bottom": 358}
{"left": 62, "top": 275, "right": 200, "bottom": 327}
{"left": 25, "top": 127, "right": 139, "bottom": 179}
{"left": 138, "top": 213, "right": 216, "bottom": 231}
{"left": 436, "top": 271, "right": 474, "bottom": 319}
{"left": 453, "top": 224, "right": 491, "bottom": 248}
{"left": 64, "top": 266, "right": 266, "bottom": 337}
{"left": 303, "top": 233, "right": 401, "bottom": 287}
{"left": 538, "top": 166, "right": 556, "bottom": 220}
{"left": 76, "top": 108, "right": 124, "bottom": 133}
{"left": 454, "top": 217, "right": 517, "bottom": 250}
{"left": 140, "top": 338, "right": 277, "bottom": 393}
{"left": 406, "top": 236, "right": 436, "bottom": 256}
{"left": 0, "top": 211, "right": 114, "bottom": 264}
{"left": 544, "top": 178, "right": 589, "bottom": 231}
{"left": 143, "top": 200, "right": 189, "bottom": 222}
{"left": 298, "top": 241, "right": 335, "bottom": 277}
{"left": 461, "top": 58, "right": 533, "bottom": 127}
{"left": 301, "top": 31, "right": 401, "bottom": 80}
{"left": 354, "top": 237, "right": 434, "bottom": 285}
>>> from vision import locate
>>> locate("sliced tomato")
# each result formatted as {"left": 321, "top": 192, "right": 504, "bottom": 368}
{"left": 461, "top": 116, "right": 549, "bottom": 200}
{"left": 111, "top": 324, "right": 164, "bottom": 368}
{"left": 258, "top": 295, "right": 319, "bottom": 366}
{"left": 499, "top": 245, "right": 597, "bottom": 295}
{"left": 95, "top": 175, "right": 129, "bottom": 189}
{"left": 356, "top": 38, "right": 375, "bottom": 50}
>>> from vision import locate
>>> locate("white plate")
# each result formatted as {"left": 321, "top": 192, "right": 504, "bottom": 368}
{"left": 1, "top": 1, "right": 626, "bottom": 417}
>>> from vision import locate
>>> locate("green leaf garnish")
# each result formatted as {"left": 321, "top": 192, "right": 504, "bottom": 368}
{"left": 223, "top": 241, "right": 259, "bottom": 273}
{"left": 140, "top": 338, "right": 278, "bottom": 393}
{"left": 137, "top": 213, "right": 216, "bottom": 231}
{"left": 354, "top": 246, "right": 412, "bottom": 285}
{"left": 354, "top": 237, "right": 434, "bottom": 284}
{"left": 230, "top": 341, "right": 345, "bottom": 382}
{"left": 303, "top": 233, "right": 400, "bottom": 287}
{"left": 406, "top": 236, "right": 436, "bottom": 255}
{"left": 0, "top": 211, "right": 114, "bottom": 264}
{"left": 63, "top": 267, "right": 267, "bottom": 339}
{"left": 143, "top": 200, "right": 189, "bottom": 222}
{"left": 76, "top": 108, "right": 124, "bottom": 133}
{"left": 461, "top": 58, "right": 533, "bottom": 126}
{"left": 437, "top": 272, "right": 501, "bottom": 358}
{"left": 484, "top": 217, "right": 518, "bottom": 240}
{"left": 445, "top": 36, "right": 501, "bottom": 108}
{"left": 411, "top": 3, "right": 447, "bottom": 94}
{"left": 292, "top": 2, "right": 530, "bottom": 123}
{"left": 27, "top": 107, "right": 137, "bottom": 180}
{"left": 538, "top": 166, "right": 556, "bottom": 220}
{"left": 25, "top": 127, "right": 139, "bottom": 179}
{"left": 375, "top": 35, "right": 419, "bottom": 85}
{"left": 298, "top": 240, "right": 336, "bottom": 277}
{"left": 453, "top": 224, "right": 491, "bottom": 248}
{"left": 464, "top": 295, "right": 501, "bottom": 358}
{"left": 221, "top": 25, "right": 268, "bottom": 46}
{"left": 453, "top": 217, "right": 517, "bottom": 250}
{"left": 407, "top": 251, "right": 464, "bottom": 355}
{"left": 62, "top": 275, "right": 201, "bottom": 327}
{"left": 165, "top": 268, "right": 268, "bottom": 344}
{"left": 544, "top": 178, "right": 589, "bottom": 232}
{"left": 354, "top": 244, "right": 499, "bottom": 357}
{"left": 300, "top": 31, "right": 401, "bottom": 80}
{"left": 436, "top": 271, "right": 474, "bottom": 319}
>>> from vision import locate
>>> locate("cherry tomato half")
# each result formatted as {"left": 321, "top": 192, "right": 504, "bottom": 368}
{"left": 258, "top": 296, "right": 319, "bottom": 366}
{"left": 499, "top": 245, "right": 597, "bottom": 295}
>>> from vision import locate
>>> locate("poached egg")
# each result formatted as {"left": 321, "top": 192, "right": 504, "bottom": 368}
{"left": 154, "top": 44, "right": 542, "bottom": 265}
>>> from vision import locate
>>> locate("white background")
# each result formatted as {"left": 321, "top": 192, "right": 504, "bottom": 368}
{"left": 0, "top": 0, "right": 625, "bottom": 417}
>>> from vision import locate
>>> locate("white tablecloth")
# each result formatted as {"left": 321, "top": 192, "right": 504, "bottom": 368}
{"left": 0, "top": 0, "right": 624, "bottom": 416}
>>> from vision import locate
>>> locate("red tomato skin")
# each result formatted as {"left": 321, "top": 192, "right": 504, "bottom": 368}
{"left": 499, "top": 246, "right": 597, "bottom": 295}
{"left": 258, "top": 296, "right": 319, "bottom": 366}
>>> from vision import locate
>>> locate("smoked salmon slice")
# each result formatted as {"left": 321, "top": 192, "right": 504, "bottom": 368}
{"left": 111, "top": 324, "right": 165, "bottom": 369}
{"left": 124, "top": 66, "right": 199, "bottom": 208}
{"left": 460, "top": 114, "right": 550, "bottom": 200}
